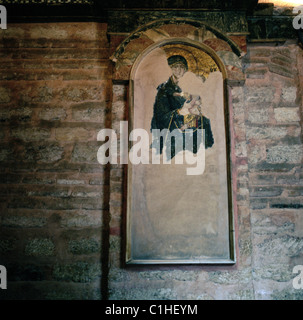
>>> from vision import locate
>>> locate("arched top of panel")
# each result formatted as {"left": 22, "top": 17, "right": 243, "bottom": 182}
{"left": 110, "top": 18, "right": 246, "bottom": 83}
{"left": 130, "top": 37, "right": 228, "bottom": 83}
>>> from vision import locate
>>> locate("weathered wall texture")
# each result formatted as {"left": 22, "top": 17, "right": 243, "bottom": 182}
{"left": 0, "top": 20, "right": 302, "bottom": 300}
{"left": 244, "top": 42, "right": 303, "bottom": 300}
{"left": 0, "top": 23, "right": 111, "bottom": 299}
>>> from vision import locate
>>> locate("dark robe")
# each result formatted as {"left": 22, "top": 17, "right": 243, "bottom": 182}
{"left": 151, "top": 76, "right": 214, "bottom": 159}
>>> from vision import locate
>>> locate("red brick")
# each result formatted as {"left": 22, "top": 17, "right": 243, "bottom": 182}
{"left": 203, "top": 38, "right": 232, "bottom": 52}
{"left": 159, "top": 23, "right": 198, "bottom": 38}
{"left": 229, "top": 35, "right": 247, "bottom": 53}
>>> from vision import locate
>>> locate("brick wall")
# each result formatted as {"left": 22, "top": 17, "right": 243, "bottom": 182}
{"left": 0, "top": 22, "right": 111, "bottom": 299}
{"left": 106, "top": 39, "right": 303, "bottom": 301}
{"left": 0, "top": 22, "right": 302, "bottom": 300}
{"left": 244, "top": 42, "right": 303, "bottom": 299}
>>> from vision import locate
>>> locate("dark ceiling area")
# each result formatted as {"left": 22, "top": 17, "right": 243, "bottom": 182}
{"left": 2, "top": 0, "right": 259, "bottom": 21}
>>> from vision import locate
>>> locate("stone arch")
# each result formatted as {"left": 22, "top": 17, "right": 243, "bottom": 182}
{"left": 110, "top": 18, "right": 245, "bottom": 83}
{"left": 130, "top": 37, "right": 228, "bottom": 82}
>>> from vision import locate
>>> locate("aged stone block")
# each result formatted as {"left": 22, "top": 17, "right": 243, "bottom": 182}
{"left": 71, "top": 142, "right": 100, "bottom": 163}
{"left": 281, "top": 87, "right": 297, "bottom": 103}
{"left": 250, "top": 187, "right": 283, "bottom": 198}
{"left": 138, "top": 270, "right": 199, "bottom": 282}
{"left": 271, "top": 288, "right": 303, "bottom": 300}
{"left": 277, "top": 175, "right": 303, "bottom": 186}
{"left": 0, "top": 107, "right": 33, "bottom": 122}
{"left": 28, "top": 24, "right": 68, "bottom": 40}
{"left": 248, "top": 145, "right": 267, "bottom": 165}
{"left": 235, "top": 141, "right": 247, "bottom": 157}
{"left": 247, "top": 108, "right": 269, "bottom": 124}
{"left": 246, "top": 86, "right": 275, "bottom": 103}
{"left": 53, "top": 262, "right": 101, "bottom": 283}
{"left": 55, "top": 127, "right": 92, "bottom": 142}
{"left": 0, "top": 87, "right": 11, "bottom": 103}
{"left": 253, "top": 265, "right": 295, "bottom": 282}
{"left": 274, "top": 108, "right": 299, "bottom": 123}
{"left": 246, "top": 127, "right": 288, "bottom": 140}
{"left": 24, "top": 143, "right": 64, "bottom": 163}
{"left": 89, "top": 179, "right": 105, "bottom": 185}
{"left": 7, "top": 197, "right": 71, "bottom": 210}
{"left": 251, "top": 210, "right": 296, "bottom": 236}
{"left": 288, "top": 188, "right": 303, "bottom": 197}
{"left": 59, "top": 84, "right": 106, "bottom": 102}
{"left": 112, "top": 84, "right": 127, "bottom": 102}
{"left": 109, "top": 287, "right": 177, "bottom": 300}
{"left": 22, "top": 174, "right": 56, "bottom": 185}
{"left": 0, "top": 238, "right": 17, "bottom": 254}
{"left": 25, "top": 238, "right": 55, "bottom": 256}
{"left": 108, "top": 268, "right": 131, "bottom": 283}
{"left": 228, "top": 289, "right": 255, "bottom": 300}
{"left": 209, "top": 268, "right": 252, "bottom": 285}
{"left": 68, "top": 238, "right": 101, "bottom": 255}
{"left": 71, "top": 187, "right": 103, "bottom": 198}
{"left": 249, "top": 199, "right": 268, "bottom": 210}
{"left": 57, "top": 179, "right": 85, "bottom": 185}
{"left": 60, "top": 211, "right": 102, "bottom": 228}
{"left": 35, "top": 86, "right": 54, "bottom": 103}
{"left": 2, "top": 215, "right": 47, "bottom": 228}
{"left": 11, "top": 127, "right": 51, "bottom": 142}
{"left": 256, "top": 235, "right": 303, "bottom": 264}
{"left": 0, "top": 145, "right": 14, "bottom": 162}
{"left": 266, "top": 145, "right": 302, "bottom": 164}
{"left": 39, "top": 107, "right": 67, "bottom": 121}
{"left": 72, "top": 102, "right": 108, "bottom": 123}
{"left": 27, "top": 186, "right": 70, "bottom": 198}
{"left": 81, "top": 198, "right": 107, "bottom": 210}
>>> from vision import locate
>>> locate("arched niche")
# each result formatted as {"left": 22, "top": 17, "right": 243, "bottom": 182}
{"left": 110, "top": 18, "right": 245, "bottom": 84}
{"left": 123, "top": 37, "right": 236, "bottom": 264}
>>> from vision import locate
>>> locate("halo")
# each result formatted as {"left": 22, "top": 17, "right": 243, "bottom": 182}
{"left": 163, "top": 45, "right": 198, "bottom": 73}
{"left": 162, "top": 43, "right": 219, "bottom": 79}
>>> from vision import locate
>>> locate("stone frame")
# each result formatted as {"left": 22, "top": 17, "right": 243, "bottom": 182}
{"left": 109, "top": 19, "right": 247, "bottom": 265}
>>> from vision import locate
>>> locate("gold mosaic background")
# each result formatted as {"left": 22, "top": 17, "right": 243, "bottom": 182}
{"left": 162, "top": 43, "right": 219, "bottom": 79}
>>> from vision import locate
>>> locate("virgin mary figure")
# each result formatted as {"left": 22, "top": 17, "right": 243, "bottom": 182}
{"left": 150, "top": 55, "right": 214, "bottom": 160}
